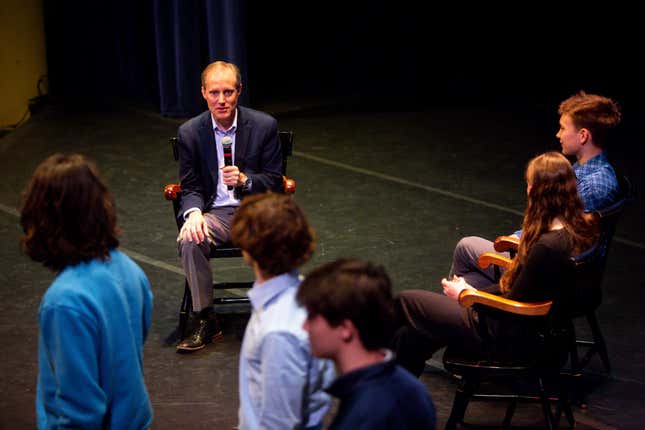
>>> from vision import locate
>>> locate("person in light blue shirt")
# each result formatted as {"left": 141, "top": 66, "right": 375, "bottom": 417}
{"left": 20, "top": 153, "right": 153, "bottom": 430}
{"left": 449, "top": 91, "right": 622, "bottom": 289}
{"left": 231, "top": 193, "right": 335, "bottom": 430}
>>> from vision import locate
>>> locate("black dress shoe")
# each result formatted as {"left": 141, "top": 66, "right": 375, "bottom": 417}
{"left": 176, "top": 313, "right": 223, "bottom": 352}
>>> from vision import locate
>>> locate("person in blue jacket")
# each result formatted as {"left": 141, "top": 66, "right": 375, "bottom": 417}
{"left": 297, "top": 258, "right": 436, "bottom": 430}
{"left": 20, "top": 153, "right": 154, "bottom": 430}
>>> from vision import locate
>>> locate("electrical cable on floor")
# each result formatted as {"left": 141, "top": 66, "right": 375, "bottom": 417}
{"left": 1, "top": 74, "right": 49, "bottom": 135}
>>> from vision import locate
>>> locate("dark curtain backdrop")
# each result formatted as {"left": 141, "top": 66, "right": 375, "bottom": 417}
{"left": 43, "top": 0, "right": 247, "bottom": 117}
{"left": 42, "top": 2, "right": 641, "bottom": 116}
{"left": 152, "top": 0, "right": 247, "bottom": 116}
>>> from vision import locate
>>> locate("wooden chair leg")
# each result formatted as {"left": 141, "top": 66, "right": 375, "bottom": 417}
{"left": 179, "top": 282, "right": 192, "bottom": 340}
{"left": 587, "top": 312, "right": 611, "bottom": 372}
{"left": 553, "top": 376, "right": 576, "bottom": 429}
{"left": 502, "top": 398, "right": 517, "bottom": 430}
{"left": 446, "top": 379, "right": 475, "bottom": 430}
{"left": 537, "top": 377, "right": 555, "bottom": 430}
{"left": 569, "top": 325, "right": 582, "bottom": 375}
{"left": 163, "top": 282, "right": 192, "bottom": 346}
{"left": 563, "top": 402, "right": 575, "bottom": 428}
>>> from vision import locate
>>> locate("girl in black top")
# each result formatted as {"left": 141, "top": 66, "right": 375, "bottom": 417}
{"left": 392, "top": 152, "right": 598, "bottom": 377}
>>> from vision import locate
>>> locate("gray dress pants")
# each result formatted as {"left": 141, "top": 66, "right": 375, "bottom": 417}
{"left": 448, "top": 236, "right": 510, "bottom": 288}
{"left": 178, "top": 206, "right": 237, "bottom": 311}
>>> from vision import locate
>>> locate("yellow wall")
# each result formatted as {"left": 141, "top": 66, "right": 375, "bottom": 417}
{"left": 0, "top": 0, "right": 48, "bottom": 128}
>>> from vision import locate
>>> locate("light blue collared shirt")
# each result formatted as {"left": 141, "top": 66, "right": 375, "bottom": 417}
{"left": 182, "top": 110, "right": 239, "bottom": 219}
{"left": 238, "top": 270, "right": 335, "bottom": 430}
{"left": 211, "top": 111, "right": 240, "bottom": 208}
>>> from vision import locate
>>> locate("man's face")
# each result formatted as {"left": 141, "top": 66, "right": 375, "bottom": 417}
{"left": 303, "top": 313, "right": 343, "bottom": 359}
{"left": 556, "top": 114, "right": 582, "bottom": 157}
{"left": 201, "top": 68, "right": 241, "bottom": 128}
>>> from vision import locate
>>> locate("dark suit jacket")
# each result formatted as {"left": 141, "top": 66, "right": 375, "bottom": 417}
{"left": 176, "top": 106, "right": 283, "bottom": 220}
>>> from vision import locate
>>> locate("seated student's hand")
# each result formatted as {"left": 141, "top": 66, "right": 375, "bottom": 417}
{"left": 441, "top": 276, "right": 475, "bottom": 300}
{"left": 178, "top": 211, "right": 209, "bottom": 244}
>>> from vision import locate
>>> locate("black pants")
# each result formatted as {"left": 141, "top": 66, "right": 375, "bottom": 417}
{"left": 391, "top": 290, "right": 484, "bottom": 377}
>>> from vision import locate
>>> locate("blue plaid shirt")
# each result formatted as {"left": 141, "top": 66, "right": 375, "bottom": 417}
{"left": 573, "top": 151, "right": 619, "bottom": 212}
{"left": 514, "top": 152, "right": 619, "bottom": 237}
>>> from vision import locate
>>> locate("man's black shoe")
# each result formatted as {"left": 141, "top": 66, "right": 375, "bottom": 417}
{"left": 176, "top": 312, "right": 223, "bottom": 352}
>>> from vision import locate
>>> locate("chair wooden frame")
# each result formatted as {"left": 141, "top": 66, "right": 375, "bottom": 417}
{"left": 488, "top": 175, "right": 635, "bottom": 374}
{"left": 441, "top": 247, "right": 591, "bottom": 429}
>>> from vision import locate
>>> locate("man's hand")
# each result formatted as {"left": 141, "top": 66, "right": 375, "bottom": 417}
{"left": 221, "top": 166, "right": 246, "bottom": 187}
{"left": 177, "top": 211, "right": 209, "bottom": 244}
{"left": 441, "top": 275, "right": 475, "bottom": 300}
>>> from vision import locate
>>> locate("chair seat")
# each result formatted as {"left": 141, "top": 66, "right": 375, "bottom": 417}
{"left": 443, "top": 343, "right": 573, "bottom": 430}
{"left": 210, "top": 243, "right": 243, "bottom": 259}
{"left": 443, "top": 346, "right": 560, "bottom": 379}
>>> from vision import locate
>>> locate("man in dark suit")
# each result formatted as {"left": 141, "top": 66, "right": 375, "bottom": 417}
{"left": 175, "top": 60, "right": 283, "bottom": 352}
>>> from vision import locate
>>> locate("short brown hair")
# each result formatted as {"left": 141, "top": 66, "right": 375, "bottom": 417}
{"left": 20, "top": 153, "right": 120, "bottom": 271}
{"left": 558, "top": 90, "right": 621, "bottom": 148}
{"left": 231, "top": 193, "right": 315, "bottom": 276}
{"left": 297, "top": 259, "right": 395, "bottom": 351}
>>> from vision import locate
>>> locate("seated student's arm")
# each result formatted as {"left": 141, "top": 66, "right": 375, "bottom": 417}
{"left": 577, "top": 169, "right": 619, "bottom": 212}
{"left": 258, "top": 332, "right": 311, "bottom": 430}
{"left": 39, "top": 306, "right": 107, "bottom": 429}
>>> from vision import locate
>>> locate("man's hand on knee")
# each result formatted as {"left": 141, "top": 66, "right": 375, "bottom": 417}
{"left": 178, "top": 211, "right": 209, "bottom": 244}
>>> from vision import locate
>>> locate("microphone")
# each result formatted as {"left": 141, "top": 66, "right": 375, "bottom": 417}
{"left": 221, "top": 136, "right": 233, "bottom": 190}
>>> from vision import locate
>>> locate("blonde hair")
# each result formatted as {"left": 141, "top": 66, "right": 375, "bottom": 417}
{"left": 200, "top": 61, "right": 242, "bottom": 88}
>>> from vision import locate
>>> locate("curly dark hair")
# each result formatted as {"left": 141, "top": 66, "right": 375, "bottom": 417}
{"left": 296, "top": 258, "right": 395, "bottom": 351}
{"left": 20, "top": 153, "right": 120, "bottom": 271}
{"left": 231, "top": 192, "right": 315, "bottom": 277}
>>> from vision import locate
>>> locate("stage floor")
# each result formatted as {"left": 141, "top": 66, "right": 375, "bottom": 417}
{"left": 1, "top": 99, "right": 643, "bottom": 429}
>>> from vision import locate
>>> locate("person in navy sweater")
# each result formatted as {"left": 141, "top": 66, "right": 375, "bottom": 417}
{"left": 297, "top": 259, "right": 436, "bottom": 430}
{"left": 20, "top": 153, "right": 153, "bottom": 429}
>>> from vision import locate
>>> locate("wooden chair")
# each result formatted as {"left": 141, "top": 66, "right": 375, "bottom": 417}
{"left": 442, "top": 241, "right": 606, "bottom": 429}
{"left": 164, "top": 131, "right": 296, "bottom": 340}
{"left": 491, "top": 175, "right": 635, "bottom": 374}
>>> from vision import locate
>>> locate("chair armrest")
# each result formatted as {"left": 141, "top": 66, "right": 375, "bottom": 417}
{"left": 164, "top": 183, "right": 181, "bottom": 201}
{"left": 477, "top": 252, "right": 512, "bottom": 270}
{"left": 164, "top": 178, "right": 296, "bottom": 201}
{"left": 458, "top": 288, "right": 552, "bottom": 316}
{"left": 283, "top": 176, "right": 296, "bottom": 194}
{"left": 493, "top": 235, "right": 520, "bottom": 253}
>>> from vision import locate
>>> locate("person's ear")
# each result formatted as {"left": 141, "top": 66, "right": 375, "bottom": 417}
{"left": 340, "top": 319, "right": 356, "bottom": 342}
{"left": 579, "top": 127, "right": 590, "bottom": 144}
{"left": 241, "top": 250, "right": 253, "bottom": 266}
